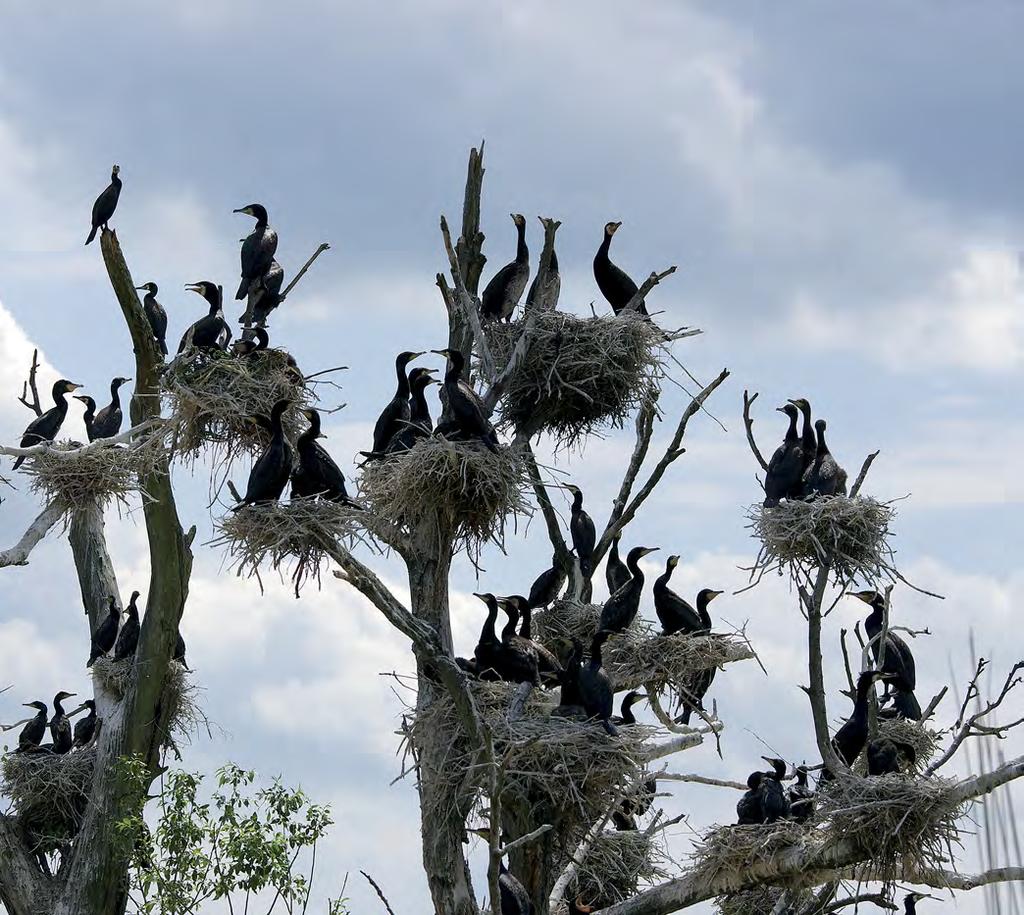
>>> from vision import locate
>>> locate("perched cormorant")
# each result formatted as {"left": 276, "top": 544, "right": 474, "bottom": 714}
{"left": 527, "top": 553, "right": 566, "bottom": 611}
{"left": 880, "top": 685, "right": 923, "bottom": 722}
{"left": 787, "top": 399, "right": 816, "bottom": 480}
{"left": 86, "top": 164, "right": 121, "bottom": 245}
{"left": 763, "top": 404, "right": 805, "bottom": 507}
{"left": 114, "top": 591, "right": 142, "bottom": 661}
{"left": 291, "top": 408, "right": 352, "bottom": 503}
{"left": 367, "top": 351, "right": 423, "bottom": 457}
{"left": 593, "top": 222, "right": 648, "bottom": 316}
{"left": 234, "top": 204, "right": 279, "bottom": 301}
{"left": 174, "top": 632, "right": 189, "bottom": 670}
{"left": 247, "top": 259, "right": 285, "bottom": 325}
{"left": 578, "top": 630, "right": 616, "bottom": 735}
{"left": 564, "top": 484, "right": 596, "bottom": 580}
{"left": 497, "top": 859, "right": 533, "bottom": 915}
{"left": 431, "top": 349, "right": 499, "bottom": 450}
{"left": 736, "top": 771, "right": 765, "bottom": 825}
{"left": 17, "top": 701, "right": 49, "bottom": 752}
{"left": 613, "top": 691, "right": 648, "bottom": 726}
{"left": 554, "top": 638, "right": 586, "bottom": 719}
{"left": 867, "top": 737, "right": 917, "bottom": 776}
{"left": 606, "top": 533, "right": 631, "bottom": 597}
{"left": 91, "top": 376, "right": 131, "bottom": 440}
{"left": 759, "top": 757, "right": 791, "bottom": 823}
{"left": 826, "top": 670, "right": 885, "bottom": 775}
{"left": 237, "top": 400, "right": 293, "bottom": 507}
{"left": 13, "top": 379, "right": 82, "bottom": 469}
{"left": 74, "top": 395, "right": 97, "bottom": 442}
{"left": 231, "top": 327, "right": 270, "bottom": 356}
{"left": 599, "top": 546, "right": 658, "bottom": 634}
{"left": 88, "top": 595, "right": 120, "bottom": 667}
{"left": 50, "top": 690, "right": 77, "bottom": 755}
{"left": 472, "top": 592, "right": 508, "bottom": 682}
{"left": 135, "top": 283, "right": 168, "bottom": 356}
{"left": 802, "top": 419, "right": 847, "bottom": 498}
{"left": 654, "top": 556, "right": 702, "bottom": 635}
{"left": 903, "top": 892, "right": 934, "bottom": 915}
{"left": 481, "top": 214, "right": 530, "bottom": 322}
{"left": 72, "top": 700, "right": 98, "bottom": 749}
{"left": 501, "top": 595, "right": 563, "bottom": 685}
{"left": 526, "top": 219, "right": 559, "bottom": 311}
{"left": 497, "top": 600, "right": 541, "bottom": 686}
{"left": 850, "top": 591, "right": 917, "bottom": 693}
{"left": 180, "top": 282, "right": 232, "bottom": 352}
{"left": 387, "top": 367, "right": 438, "bottom": 454}
{"left": 787, "top": 766, "right": 815, "bottom": 823}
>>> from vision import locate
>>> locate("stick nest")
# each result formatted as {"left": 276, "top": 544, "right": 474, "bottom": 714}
{"left": 1, "top": 747, "right": 96, "bottom": 853}
{"left": 210, "top": 499, "right": 364, "bottom": 596}
{"left": 689, "top": 821, "right": 812, "bottom": 892}
{"left": 716, "top": 886, "right": 813, "bottom": 915}
{"left": 358, "top": 437, "right": 530, "bottom": 553}
{"left": 746, "top": 496, "right": 897, "bottom": 586}
{"left": 92, "top": 658, "right": 200, "bottom": 746}
{"left": 485, "top": 310, "right": 671, "bottom": 448}
{"left": 161, "top": 348, "right": 311, "bottom": 460}
{"left": 574, "top": 829, "right": 669, "bottom": 908}
{"left": 874, "top": 719, "right": 941, "bottom": 771}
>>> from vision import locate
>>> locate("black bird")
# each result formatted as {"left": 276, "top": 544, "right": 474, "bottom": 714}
{"left": 231, "top": 327, "right": 270, "bottom": 356}
{"left": 563, "top": 485, "right": 597, "bottom": 580}
{"left": 481, "top": 214, "right": 530, "bottom": 322}
{"left": 867, "top": 737, "right": 917, "bottom": 776}
{"left": 292, "top": 408, "right": 352, "bottom": 503}
{"left": 247, "top": 259, "right": 285, "bottom": 325}
{"left": 606, "top": 533, "right": 631, "bottom": 597}
{"left": 759, "top": 757, "right": 791, "bottom": 823}
{"left": 579, "top": 630, "right": 616, "bottom": 735}
{"left": 368, "top": 351, "right": 424, "bottom": 457}
{"left": 86, "top": 164, "right": 121, "bottom": 245}
{"left": 826, "top": 670, "right": 884, "bottom": 775}
{"left": 736, "top": 771, "right": 765, "bottom": 825}
{"left": 431, "top": 349, "right": 499, "bottom": 450}
{"left": 12, "top": 379, "right": 81, "bottom": 469}
{"left": 554, "top": 638, "right": 586, "bottom": 719}
{"left": 50, "top": 690, "right": 77, "bottom": 755}
{"left": 472, "top": 592, "right": 507, "bottom": 682}
{"left": 526, "top": 218, "right": 559, "bottom": 311}
{"left": 851, "top": 591, "right": 917, "bottom": 693}
{"left": 387, "top": 367, "right": 438, "bottom": 454}
{"left": 502, "top": 595, "right": 563, "bottom": 685}
{"left": 180, "top": 282, "right": 232, "bottom": 352}
{"left": 497, "top": 859, "right": 533, "bottom": 915}
{"left": 72, "top": 700, "right": 98, "bottom": 750}
{"left": 594, "top": 221, "right": 648, "bottom": 316}
{"left": 763, "top": 404, "right": 805, "bottom": 507}
{"left": 237, "top": 400, "right": 293, "bottom": 507}
{"left": 497, "top": 600, "right": 541, "bottom": 686}
{"left": 75, "top": 395, "right": 97, "bottom": 442}
{"left": 174, "top": 633, "right": 189, "bottom": 670}
{"left": 88, "top": 595, "right": 120, "bottom": 666}
{"left": 234, "top": 204, "right": 279, "bottom": 300}
{"left": 802, "top": 419, "right": 848, "bottom": 498}
{"left": 880, "top": 685, "right": 923, "bottom": 722}
{"left": 114, "top": 591, "right": 142, "bottom": 661}
{"left": 527, "top": 554, "right": 566, "bottom": 611}
{"left": 613, "top": 691, "right": 648, "bottom": 726}
{"left": 787, "top": 398, "right": 816, "bottom": 481}
{"left": 16, "top": 701, "right": 49, "bottom": 752}
{"left": 598, "top": 546, "right": 658, "bottom": 634}
{"left": 787, "top": 766, "right": 815, "bottom": 823}
{"left": 135, "top": 283, "right": 169, "bottom": 356}
{"left": 91, "top": 376, "right": 131, "bottom": 440}
{"left": 654, "top": 556, "right": 701, "bottom": 635}
{"left": 903, "top": 892, "right": 935, "bottom": 915}
{"left": 677, "top": 589, "right": 720, "bottom": 725}
{"left": 613, "top": 772, "right": 657, "bottom": 831}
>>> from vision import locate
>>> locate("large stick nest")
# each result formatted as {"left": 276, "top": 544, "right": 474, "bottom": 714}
{"left": 1, "top": 747, "right": 96, "bottom": 853}
{"left": 160, "top": 348, "right": 312, "bottom": 460}
{"left": 574, "top": 829, "right": 669, "bottom": 909}
{"left": 485, "top": 310, "right": 673, "bottom": 448}
{"left": 210, "top": 499, "right": 365, "bottom": 596}
{"left": 689, "top": 821, "right": 813, "bottom": 893}
{"left": 746, "top": 496, "right": 897, "bottom": 587}
{"left": 358, "top": 437, "right": 530, "bottom": 553}
{"left": 716, "top": 886, "right": 813, "bottom": 915}
{"left": 92, "top": 658, "right": 200, "bottom": 746}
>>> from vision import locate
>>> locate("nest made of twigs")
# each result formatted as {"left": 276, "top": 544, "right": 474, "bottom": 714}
{"left": 874, "top": 718, "right": 941, "bottom": 772}
{"left": 209, "top": 499, "right": 364, "bottom": 596}
{"left": 689, "top": 821, "right": 812, "bottom": 893}
{"left": 716, "top": 886, "right": 814, "bottom": 915}
{"left": 160, "top": 348, "right": 311, "bottom": 459}
{"left": 574, "top": 829, "right": 669, "bottom": 908}
{"left": 358, "top": 436, "right": 530, "bottom": 553}
{"left": 485, "top": 310, "right": 673, "bottom": 448}
{"left": 92, "top": 657, "right": 200, "bottom": 746}
{"left": 1, "top": 747, "right": 96, "bottom": 852}
{"left": 747, "top": 496, "right": 897, "bottom": 586}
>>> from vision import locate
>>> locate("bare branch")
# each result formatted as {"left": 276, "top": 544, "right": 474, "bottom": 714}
{"left": 1, "top": 418, "right": 159, "bottom": 460}
{"left": 0, "top": 498, "right": 66, "bottom": 568}
{"left": 360, "top": 871, "right": 397, "bottom": 915}
{"left": 848, "top": 450, "right": 880, "bottom": 499}
{"left": 742, "top": 390, "right": 770, "bottom": 473}
{"left": 497, "top": 824, "right": 554, "bottom": 857}
{"left": 819, "top": 893, "right": 896, "bottom": 913}
{"left": 604, "top": 395, "right": 660, "bottom": 537}
{"left": 17, "top": 348, "right": 42, "bottom": 417}
{"left": 907, "top": 865, "right": 1024, "bottom": 891}
{"left": 280, "top": 243, "right": 330, "bottom": 301}
{"left": 657, "top": 772, "right": 746, "bottom": 790}
{"left": 623, "top": 266, "right": 677, "bottom": 314}
{"left": 440, "top": 215, "right": 495, "bottom": 382}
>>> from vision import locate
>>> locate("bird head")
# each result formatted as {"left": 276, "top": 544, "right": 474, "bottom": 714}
{"left": 74, "top": 395, "right": 96, "bottom": 411}
{"left": 56, "top": 380, "right": 82, "bottom": 396}
{"left": 760, "top": 756, "right": 790, "bottom": 779}
{"left": 398, "top": 350, "right": 425, "bottom": 366}
{"left": 698, "top": 588, "right": 724, "bottom": 604}
{"left": 815, "top": 418, "right": 827, "bottom": 433}
{"left": 129, "top": 590, "right": 141, "bottom": 605}
{"left": 113, "top": 376, "right": 132, "bottom": 389}
{"left": 510, "top": 213, "right": 526, "bottom": 228}
{"left": 787, "top": 397, "right": 811, "bottom": 413}
{"left": 185, "top": 281, "right": 220, "bottom": 306}
{"left": 500, "top": 595, "right": 528, "bottom": 614}
{"left": 472, "top": 592, "right": 498, "bottom": 610}
{"left": 776, "top": 403, "right": 799, "bottom": 419}
{"left": 233, "top": 203, "right": 268, "bottom": 222}
{"left": 667, "top": 555, "right": 680, "bottom": 569}
{"left": 134, "top": 282, "right": 158, "bottom": 295}
{"left": 849, "top": 589, "right": 884, "bottom": 610}
{"left": 745, "top": 770, "right": 764, "bottom": 789}
{"left": 629, "top": 546, "right": 659, "bottom": 563}
{"left": 70, "top": 699, "right": 96, "bottom": 716}
{"left": 604, "top": 221, "right": 622, "bottom": 237}
{"left": 562, "top": 483, "right": 582, "bottom": 497}
{"left": 409, "top": 366, "right": 439, "bottom": 388}
{"left": 54, "top": 691, "right": 77, "bottom": 704}
{"left": 111, "top": 164, "right": 120, "bottom": 177}
{"left": 24, "top": 701, "right": 48, "bottom": 713}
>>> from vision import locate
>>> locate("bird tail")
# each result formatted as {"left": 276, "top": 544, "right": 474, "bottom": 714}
{"left": 235, "top": 278, "right": 250, "bottom": 300}
{"left": 12, "top": 455, "right": 25, "bottom": 471}
{"left": 602, "top": 718, "right": 619, "bottom": 737}
{"left": 85, "top": 225, "right": 98, "bottom": 245}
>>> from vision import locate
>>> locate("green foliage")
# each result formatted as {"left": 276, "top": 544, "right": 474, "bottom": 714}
{"left": 115, "top": 761, "right": 340, "bottom": 914}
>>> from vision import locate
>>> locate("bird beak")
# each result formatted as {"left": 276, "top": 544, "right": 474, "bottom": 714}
{"left": 410, "top": 351, "right": 425, "bottom": 360}
{"left": 708, "top": 590, "right": 724, "bottom": 601}
{"left": 775, "top": 406, "right": 787, "bottom": 413}
{"left": 22, "top": 703, "right": 37, "bottom": 709}
{"left": 232, "top": 207, "right": 250, "bottom": 214}
{"left": 134, "top": 285, "right": 147, "bottom": 291}
{"left": 69, "top": 703, "right": 89, "bottom": 716}
{"left": 185, "top": 283, "right": 201, "bottom": 292}
{"left": 641, "top": 547, "right": 659, "bottom": 557}
{"left": 849, "top": 591, "right": 875, "bottom": 604}
{"left": 429, "top": 349, "right": 450, "bottom": 357}
{"left": 67, "top": 383, "right": 82, "bottom": 392}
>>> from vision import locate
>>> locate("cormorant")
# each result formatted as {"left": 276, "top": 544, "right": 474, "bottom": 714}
{"left": 606, "top": 533, "right": 631, "bottom": 597}
{"left": 174, "top": 632, "right": 190, "bottom": 670}
{"left": 613, "top": 772, "right": 657, "bottom": 831}
{"left": 825, "top": 670, "right": 884, "bottom": 775}
{"left": 368, "top": 351, "right": 423, "bottom": 457}
{"left": 787, "top": 766, "right": 815, "bottom": 823}
{"left": 802, "top": 419, "right": 847, "bottom": 498}
{"left": 231, "top": 327, "right": 270, "bottom": 356}
{"left": 12, "top": 379, "right": 81, "bottom": 469}
{"left": 17, "top": 701, "right": 49, "bottom": 752}
{"left": 88, "top": 595, "right": 120, "bottom": 666}
{"left": 501, "top": 594, "right": 563, "bottom": 685}
{"left": 481, "top": 214, "right": 529, "bottom": 322}
{"left": 291, "top": 408, "right": 352, "bottom": 503}
{"left": 247, "top": 259, "right": 285, "bottom": 325}
{"left": 850, "top": 591, "right": 917, "bottom": 693}
{"left": 759, "top": 757, "right": 791, "bottom": 823}
{"left": 472, "top": 592, "right": 507, "bottom": 682}
{"left": 50, "top": 691, "right": 77, "bottom": 755}
{"left": 387, "top": 367, "right": 438, "bottom": 454}
{"left": 654, "top": 557, "right": 702, "bottom": 635}
{"left": 579, "top": 630, "right": 616, "bottom": 735}
{"left": 598, "top": 546, "right": 658, "bottom": 634}
{"left": 86, "top": 164, "right": 121, "bottom": 245}
{"left": 903, "top": 892, "right": 935, "bottom": 915}
{"left": 553, "top": 638, "right": 586, "bottom": 719}
{"left": 114, "top": 591, "right": 142, "bottom": 661}
{"left": 613, "top": 691, "right": 648, "bottom": 726}
{"left": 497, "top": 600, "right": 541, "bottom": 685}
{"left": 72, "top": 700, "right": 98, "bottom": 749}
{"left": 763, "top": 404, "right": 804, "bottom": 507}
{"left": 880, "top": 686, "right": 923, "bottom": 722}
{"left": 237, "top": 400, "right": 293, "bottom": 507}
{"left": 497, "top": 859, "right": 533, "bottom": 915}
{"left": 180, "top": 282, "right": 232, "bottom": 352}
{"left": 787, "top": 398, "right": 816, "bottom": 480}
{"left": 526, "top": 222, "right": 559, "bottom": 311}
{"left": 736, "top": 771, "right": 765, "bottom": 825}
{"left": 563, "top": 484, "right": 596, "bottom": 580}
{"left": 135, "top": 283, "right": 168, "bottom": 356}
{"left": 431, "top": 349, "right": 499, "bottom": 450}
{"left": 91, "top": 376, "right": 131, "bottom": 440}
{"left": 526, "top": 554, "right": 566, "bottom": 611}
{"left": 234, "top": 204, "right": 279, "bottom": 301}
{"left": 74, "top": 395, "right": 97, "bottom": 443}
{"left": 867, "top": 737, "right": 917, "bottom": 776}
{"left": 593, "top": 222, "right": 648, "bottom": 316}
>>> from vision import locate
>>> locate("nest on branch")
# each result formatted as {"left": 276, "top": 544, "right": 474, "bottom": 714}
{"left": 160, "top": 348, "right": 311, "bottom": 460}
{"left": 716, "top": 886, "right": 813, "bottom": 915}
{"left": 1, "top": 747, "right": 96, "bottom": 853}
{"left": 874, "top": 718, "right": 941, "bottom": 772}
{"left": 746, "top": 496, "right": 897, "bottom": 586}
{"left": 485, "top": 310, "right": 674, "bottom": 448}
{"left": 358, "top": 437, "right": 530, "bottom": 554}
{"left": 92, "top": 657, "right": 200, "bottom": 745}
{"left": 21, "top": 433, "right": 167, "bottom": 509}
{"left": 689, "top": 821, "right": 812, "bottom": 893}
{"left": 210, "top": 499, "right": 364, "bottom": 596}
{"left": 573, "top": 829, "right": 669, "bottom": 909}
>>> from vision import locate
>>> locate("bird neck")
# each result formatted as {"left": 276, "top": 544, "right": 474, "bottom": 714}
{"left": 410, "top": 382, "right": 431, "bottom": 420}
{"left": 655, "top": 564, "right": 673, "bottom": 592}
{"left": 799, "top": 407, "right": 814, "bottom": 447}
{"left": 627, "top": 554, "right": 645, "bottom": 581}
{"left": 395, "top": 360, "right": 411, "bottom": 397}
{"left": 853, "top": 678, "right": 875, "bottom": 717}
{"left": 621, "top": 700, "right": 636, "bottom": 725}
{"left": 481, "top": 602, "right": 498, "bottom": 642}
{"left": 816, "top": 426, "right": 830, "bottom": 456}
{"left": 53, "top": 697, "right": 66, "bottom": 716}
{"left": 597, "top": 232, "right": 612, "bottom": 261}
{"left": 519, "top": 607, "right": 532, "bottom": 640}
{"left": 109, "top": 383, "right": 121, "bottom": 407}
{"left": 500, "top": 613, "right": 518, "bottom": 641}
{"left": 571, "top": 491, "right": 583, "bottom": 514}
{"left": 785, "top": 411, "right": 798, "bottom": 442}
{"left": 589, "top": 637, "right": 604, "bottom": 668}
{"left": 515, "top": 222, "right": 528, "bottom": 263}
{"left": 865, "top": 603, "right": 883, "bottom": 632}
{"left": 111, "top": 173, "right": 122, "bottom": 190}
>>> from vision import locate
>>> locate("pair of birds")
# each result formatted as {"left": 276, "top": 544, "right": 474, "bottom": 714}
{"left": 737, "top": 758, "right": 815, "bottom": 825}
{"left": 466, "top": 593, "right": 563, "bottom": 688}
{"left": 763, "top": 398, "right": 847, "bottom": 507}
{"left": 852, "top": 590, "right": 922, "bottom": 721}
{"left": 14, "top": 692, "right": 97, "bottom": 754}
{"left": 74, "top": 376, "right": 131, "bottom": 442}
{"left": 479, "top": 215, "right": 651, "bottom": 322}
{"left": 86, "top": 591, "right": 188, "bottom": 669}
{"left": 234, "top": 203, "right": 285, "bottom": 326}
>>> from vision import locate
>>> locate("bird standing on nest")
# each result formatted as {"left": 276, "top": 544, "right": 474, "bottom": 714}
{"left": 387, "top": 367, "right": 438, "bottom": 454}
{"left": 500, "top": 595, "right": 562, "bottom": 685}
{"left": 763, "top": 403, "right": 804, "bottom": 507}
{"left": 135, "top": 282, "right": 168, "bottom": 356}
{"left": 563, "top": 484, "right": 596, "bottom": 581}
{"left": 802, "top": 418, "right": 847, "bottom": 497}
{"left": 654, "top": 556, "right": 705, "bottom": 635}
{"left": 50, "top": 690, "right": 77, "bottom": 755}
{"left": 16, "top": 701, "right": 49, "bottom": 752}
{"left": 292, "top": 408, "right": 353, "bottom": 503}
{"left": 676, "top": 590, "right": 722, "bottom": 725}
{"left": 849, "top": 591, "right": 917, "bottom": 695}
{"left": 787, "top": 398, "right": 816, "bottom": 482}
{"left": 823, "top": 670, "right": 887, "bottom": 777}
{"left": 180, "top": 282, "right": 232, "bottom": 352}
{"left": 593, "top": 221, "right": 649, "bottom": 316}
{"left": 234, "top": 204, "right": 279, "bottom": 301}
{"left": 526, "top": 216, "right": 560, "bottom": 311}
{"left": 787, "top": 765, "right": 815, "bottom": 822}
{"left": 481, "top": 213, "right": 530, "bottom": 322}
{"left": 758, "top": 757, "right": 791, "bottom": 822}
{"left": 91, "top": 376, "right": 131, "bottom": 440}
{"left": 431, "top": 348, "right": 499, "bottom": 450}
{"left": 365, "top": 351, "right": 423, "bottom": 458}
{"left": 471, "top": 593, "right": 507, "bottom": 682}
{"left": 246, "top": 259, "right": 285, "bottom": 326}
{"left": 114, "top": 591, "right": 142, "bottom": 661}
{"left": 231, "top": 327, "right": 270, "bottom": 356}
{"left": 12, "top": 379, "right": 82, "bottom": 470}
{"left": 579, "top": 630, "right": 617, "bottom": 735}
{"left": 599, "top": 545, "right": 658, "bottom": 634}
{"left": 736, "top": 771, "right": 765, "bottom": 825}
{"left": 867, "top": 736, "right": 917, "bottom": 775}
{"left": 86, "top": 164, "right": 121, "bottom": 245}
{"left": 236, "top": 400, "right": 293, "bottom": 507}
{"left": 606, "top": 532, "right": 631, "bottom": 596}
{"left": 88, "top": 596, "right": 120, "bottom": 667}
{"left": 71, "top": 700, "right": 99, "bottom": 750}
{"left": 497, "top": 599, "right": 541, "bottom": 686}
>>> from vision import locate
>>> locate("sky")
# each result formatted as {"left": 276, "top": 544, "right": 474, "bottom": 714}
{"left": 0, "top": 1, "right": 1022, "bottom": 912}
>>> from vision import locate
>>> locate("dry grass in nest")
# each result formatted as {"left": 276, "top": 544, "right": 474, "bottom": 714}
{"left": 574, "top": 829, "right": 669, "bottom": 909}
{"left": 92, "top": 657, "right": 200, "bottom": 746}
{"left": 209, "top": 499, "right": 364, "bottom": 596}
{"left": 1, "top": 747, "right": 96, "bottom": 853}
{"left": 485, "top": 310, "right": 675, "bottom": 448}
{"left": 160, "top": 348, "right": 311, "bottom": 461}
{"left": 689, "top": 821, "right": 812, "bottom": 893}
{"left": 716, "top": 886, "right": 813, "bottom": 915}
{"left": 358, "top": 436, "right": 530, "bottom": 553}
{"left": 22, "top": 433, "right": 168, "bottom": 510}
{"left": 746, "top": 496, "right": 897, "bottom": 587}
